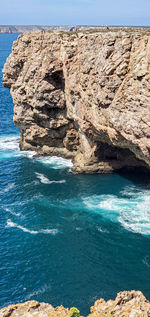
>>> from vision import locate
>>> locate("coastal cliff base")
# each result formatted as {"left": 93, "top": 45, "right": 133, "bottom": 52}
{"left": 3, "top": 31, "right": 150, "bottom": 173}
{"left": 0, "top": 291, "right": 150, "bottom": 317}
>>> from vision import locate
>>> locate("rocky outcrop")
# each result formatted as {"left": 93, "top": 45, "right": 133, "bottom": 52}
{"left": 0, "top": 291, "right": 150, "bottom": 316}
{"left": 0, "top": 300, "right": 70, "bottom": 317}
{"left": 0, "top": 26, "right": 51, "bottom": 33}
{"left": 3, "top": 31, "right": 150, "bottom": 173}
{"left": 89, "top": 291, "right": 150, "bottom": 317}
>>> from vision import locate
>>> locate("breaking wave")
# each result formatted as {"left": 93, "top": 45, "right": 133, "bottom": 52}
{"left": 0, "top": 135, "right": 19, "bottom": 151}
{"left": 37, "top": 156, "right": 73, "bottom": 169}
{"left": 82, "top": 186, "right": 150, "bottom": 235}
{"left": 0, "top": 135, "right": 35, "bottom": 159}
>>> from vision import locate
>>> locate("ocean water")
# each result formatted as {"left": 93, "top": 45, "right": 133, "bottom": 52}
{"left": 0, "top": 34, "right": 150, "bottom": 315}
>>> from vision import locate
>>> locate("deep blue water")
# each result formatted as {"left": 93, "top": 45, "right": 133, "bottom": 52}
{"left": 0, "top": 34, "right": 150, "bottom": 316}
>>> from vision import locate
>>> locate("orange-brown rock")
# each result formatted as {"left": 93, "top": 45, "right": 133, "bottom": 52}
{"left": 3, "top": 31, "right": 150, "bottom": 173}
{"left": 0, "top": 291, "right": 150, "bottom": 317}
{"left": 0, "top": 300, "right": 70, "bottom": 317}
{"left": 88, "top": 290, "right": 150, "bottom": 317}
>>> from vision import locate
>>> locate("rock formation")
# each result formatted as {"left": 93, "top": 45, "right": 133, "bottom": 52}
{"left": 0, "top": 25, "right": 52, "bottom": 34}
{"left": 0, "top": 300, "right": 70, "bottom": 317}
{"left": 3, "top": 30, "right": 150, "bottom": 173}
{"left": 88, "top": 290, "right": 150, "bottom": 317}
{"left": 0, "top": 291, "right": 150, "bottom": 316}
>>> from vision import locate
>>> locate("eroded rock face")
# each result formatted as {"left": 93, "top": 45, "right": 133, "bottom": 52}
{"left": 0, "top": 300, "right": 70, "bottom": 317}
{"left": 88, "top": 291, "right": 150, "bottom": 317}
{"left": 3, "top": 31, "right": 150, "bottom": 173}
{"left": 0, "top": 291, "right": 150, "bottom": 316}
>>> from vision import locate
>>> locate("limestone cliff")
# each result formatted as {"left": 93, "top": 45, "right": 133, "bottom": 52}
{"left": 3, "top": 31, "right": 150, "bottom": 173}
{"left": 0, "top": 25, "right": 50, "bottom": 33}
{"left": 0, "top": 291, "right": 150, "bottom": 316}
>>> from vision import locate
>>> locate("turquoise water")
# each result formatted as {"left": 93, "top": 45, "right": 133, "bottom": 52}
{"left": 0, "top": 34, "right": 150, "bottom": 316}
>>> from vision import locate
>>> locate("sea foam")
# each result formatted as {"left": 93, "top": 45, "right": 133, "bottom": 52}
{"left": 0, "top": 135, "right": 19, "bottom": 151}
{"left": 37, "top": 156, "right": 73, "bottom": 169}
{"left": 5, "top": 207, "right": 21, "bottom": 217}
{"left": 35, "top": 172, "right": 66, "bottom": 184}
{"left": 0, "top": 135, "right": 35, "bottom": 159}
{"left": 25, "top": 284, "right": 51, "bottom": 300}
{"left": 6, "top": 219, "right": 59, "bottom": 235}
{"left": 82, "top": 187, "right": 150, "bottom": 235}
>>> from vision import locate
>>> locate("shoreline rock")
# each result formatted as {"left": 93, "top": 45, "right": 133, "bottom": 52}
{"left": 3, "top": 31, "right": 150, "bottom": 173}
{"left": 0, "top": 291, "right": 150, "bottom": 316}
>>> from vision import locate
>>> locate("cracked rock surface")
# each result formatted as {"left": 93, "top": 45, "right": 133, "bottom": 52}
{"left": 3, "top": 31, "right": 150, "bottom": 173}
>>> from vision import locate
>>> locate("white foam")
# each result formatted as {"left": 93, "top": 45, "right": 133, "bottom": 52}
{"left": 50, "top": 180, "right": 66, "bottom": 184}
{"left": 25, "top": 284, "right": 51, "bottom": 300}
{"left": 6, "top": 219, "right": 38, "bottom": 234}
{"left": 37, "top": 156, "right": 73, "bottom": 169}
{"left": 97, "top": 226, "right": 109, "bottom": 233}
{"left": 0, "top": 183, "right": 15, "bottom": 194}
{"left": 23, "top": 180, "right": 40, "bottom": 187}
{"left": 40, "top": 228, "right": 59, "bottom": 234}
{"left": 35, "top": 172, "right": 52, "bottom": 184}
{"left": 35, "top": 172, "right": 66, "bottom": 184}
{"left": 0, "top": 135, "right": 36, "bottom": 159}
{"left": 82, "top": 187, "right": 150, "bottom": 235}
{"left": 7, "top": 201, "right": 26, "bottom": 207}
{"left": 75, "top": 227, "right": 83, "bottom": 231}
{"left": 15, "top": 150, "right": 36, "bottom": 158}
{"left": 99, "top": 197, "right": 116, "bottom": 211}
{"left": 6, "top": 219, "right": 59, "bottom": 235}
{"left": 0, "top": 135, "right": 19, "bottom": 151}
{"left": 5, "top": 207, "right": 21, "bottom": 217}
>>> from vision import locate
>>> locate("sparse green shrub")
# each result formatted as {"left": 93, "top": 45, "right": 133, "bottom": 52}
{"left": 69, "top": 307, "right": 80, "bottom": 317}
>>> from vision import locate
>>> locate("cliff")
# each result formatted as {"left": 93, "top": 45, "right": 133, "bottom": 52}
{"left": 0, "top": 25, "right": 51, "bottom": 33}
{"left": 3, "top": 30, "right": 150, "bottom": 173}
{"left": 0, "top": 25, "right": 75, "bottom": 34}
{"left": 0, "top": 291, "right": 150, "bottom": 316}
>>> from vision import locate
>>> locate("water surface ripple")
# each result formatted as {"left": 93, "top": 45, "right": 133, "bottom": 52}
{"left": 0, "top": 34, "right": 150, "bottom": 316}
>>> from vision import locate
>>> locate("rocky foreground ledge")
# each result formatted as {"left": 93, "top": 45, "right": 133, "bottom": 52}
{"left": 0, "top": 291, "right": 150, "bottom": 316}
{"left": 3, "top": 30, "right": 150, "bottom": 173}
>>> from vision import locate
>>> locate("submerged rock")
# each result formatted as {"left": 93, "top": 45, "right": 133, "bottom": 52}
{"left": 0, "top": 291, "right": 150, "bottom": 316}
{"left": 3, "top": 31, "right": 150, "bottom": 173}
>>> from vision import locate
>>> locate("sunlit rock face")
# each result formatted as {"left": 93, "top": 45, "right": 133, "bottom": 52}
{"left": 3, "top": 31, "right": 150, "bottom": 173}
{"left": 0, "top": 300, "right": 70, "bottom": 317}
{"left": 0, "top": 291, "right": 150, "bottom": 316}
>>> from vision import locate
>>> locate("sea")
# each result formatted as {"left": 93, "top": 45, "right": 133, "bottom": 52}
{"left": 0, "top": 34, "right": 150, "bottom": 316}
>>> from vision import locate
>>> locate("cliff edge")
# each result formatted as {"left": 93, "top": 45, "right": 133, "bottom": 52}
{"left": 3, "top": 31, "right": 150, "bottom": 173}
{"left": 0, "top": 291, "right": 150, "bottom": 316}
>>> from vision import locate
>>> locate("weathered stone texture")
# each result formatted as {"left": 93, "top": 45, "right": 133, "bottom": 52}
{"left": 0, "top": 300, "right": 70, "bottom": 317}
{"left": 88, "top": 291, "right": 150, "bottom": 317}
{"left": 0, "top": 291, "right": 150, "bottom": 316}
{"left": 3, "top": 31, "right": 150, "bottom": 173}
